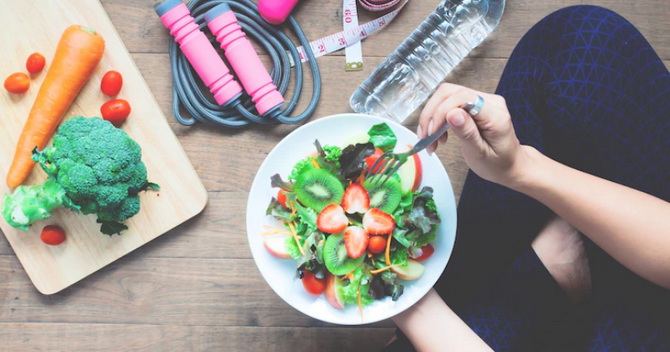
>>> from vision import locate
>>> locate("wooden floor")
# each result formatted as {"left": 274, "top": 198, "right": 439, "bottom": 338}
{"left": 1, "top": 0, "right": 669, "bottom": 351}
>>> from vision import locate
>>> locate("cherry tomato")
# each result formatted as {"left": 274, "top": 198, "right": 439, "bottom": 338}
{"left": 26, "top": 52, "right": 46, "bottom": 74}
{"left": 101, "top": 70, "right": 123, "bottom": 96}
{"left": 414, "top": 244, "right": 435, "bottom": 261}
{"left": 277, "top": 189, "right": 288, "bottom": 208}
{"left": 302, "top": 270, "right": 326, "bottom": 295}
{"left": 365, "top": 148, "right": 385, "bottom": 173}
{"left": 4, "top": 72, "right": 30, "bottom": 94}
{"left": 368, "top": 235, "right": 387, "bottom": 254}
{"left": 41, "top": 225, "right": 66, "bottom": 246}
{"left": 100, "top": 99, "right": 131, "bottom": 126}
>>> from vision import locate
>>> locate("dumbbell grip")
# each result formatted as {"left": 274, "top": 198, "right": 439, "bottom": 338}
{"left": 156, "top": 0, "right": 242, "bottom": 106}
{"left": 258, "top": 0, "right": 300, "bottom": 25}
{"left": 206, "top": 5, "right": 284, "bottom": 116}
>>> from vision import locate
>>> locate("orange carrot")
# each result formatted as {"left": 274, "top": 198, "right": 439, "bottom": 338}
{"left": 7, "top": 25, "right": 104, "bottom": 188}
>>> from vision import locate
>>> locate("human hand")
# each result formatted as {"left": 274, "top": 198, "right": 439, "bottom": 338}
{"left": 417, "top": 83, "right": 530, "bottom": 186}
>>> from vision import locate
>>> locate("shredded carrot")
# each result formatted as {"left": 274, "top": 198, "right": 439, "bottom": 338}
{"left": 368, "top": 253, "right": 376, "bottom": 266}
{"left": 289, "top": 200, "right": 297, "bottom": 217}
{"left": 370, "top": 264, "right": 398, "bottom": 275}
{"left": 356, "top": 169, "right": 366, "bottom": 184}
{"left": 385, "top": 233, "right": 393, "bottom": 265}
{"left": 342, "top": 271, "right": 355, "bottom": 281}
{"left": 310, "top": 158, "right": 320, "bottom": 168}
{"left": 287, "top": 222, "right": 305, "bottom": 256}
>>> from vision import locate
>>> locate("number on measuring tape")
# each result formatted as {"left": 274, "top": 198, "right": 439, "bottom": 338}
{"left": 295, "top": 0, "right": 410, "bottom": 65}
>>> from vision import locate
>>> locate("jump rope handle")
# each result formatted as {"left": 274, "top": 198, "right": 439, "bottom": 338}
{"left": 155, "top": 0, "right": 242, "bottom": 106}
{"left": 205, "top": 4, "right": 284, "bottom": 116}
{"left": 258, "top": 0, "right": 301, "bottom": 25}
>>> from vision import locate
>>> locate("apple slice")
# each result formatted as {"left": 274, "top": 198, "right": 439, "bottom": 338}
{"left": 397, "top": 144, "right": 423, "bottom": 193}
{"left": 263, "top": 236, "right": 292, "bottom": 259}
{"left": 324, "top": 275, "right": 346, "bottom": 309}
{"left": 391, "top": 259, "right": 425, "bottom": 281}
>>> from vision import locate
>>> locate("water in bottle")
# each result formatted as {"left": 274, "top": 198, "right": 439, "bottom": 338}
{"left": 349, "top": 0, "right": 505, "bottom": 123}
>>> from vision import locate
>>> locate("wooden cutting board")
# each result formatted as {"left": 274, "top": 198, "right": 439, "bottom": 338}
{"left": 0, "top": 0, "right": 208, "bottom": 294}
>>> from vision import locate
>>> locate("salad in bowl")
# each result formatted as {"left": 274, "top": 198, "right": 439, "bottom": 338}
{"left": 247, "top": 114, "right": 456, "bottom": 324}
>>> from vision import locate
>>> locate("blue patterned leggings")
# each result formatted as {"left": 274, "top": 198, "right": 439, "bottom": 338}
{"left": 388, "top": 5, "right": 670, "bottom": 352}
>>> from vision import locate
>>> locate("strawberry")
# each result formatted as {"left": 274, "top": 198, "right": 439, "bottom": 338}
{"left": 341, "top": 183, "right": 370, "bottom": 214}
{"left": 344, "top": 226, "right": 369, "bottom": 259}
{"left": 363, "top": 208, "right": 396, "bottom": 235}
{"left": 317, "top": 204, "right": 348, "bottom": 233}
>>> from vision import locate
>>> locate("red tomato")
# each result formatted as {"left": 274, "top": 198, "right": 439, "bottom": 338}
{"left": 368, "top": 235, "right": 387, "bottom": 254}
{"left": 41, "top": 225, "right": 66, "bottom": 246}
{"left": 101, "top": 99, "right": 131, "bottom": 126}
{"left": 414, "top": 244, "right": 435, "bottom": 261}
{"left": 302, "top": 270, "right": 326, "bottom": 295}
{"left": 101, "top": 70, "right": 123, "bottom": 96}
{"left": 365, "top": 148, "right": 384, "bottom": 173}
{"left": 26, "top": 52, "right": 46, "bottom": 74}
{"left": 277, "top": 189, "right": 288, "bottom": 208}
{"left": 4, "top": 72, "right": 30, "bottom": 94}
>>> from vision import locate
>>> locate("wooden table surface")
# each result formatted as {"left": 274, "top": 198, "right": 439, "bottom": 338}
{"left": 1, "top": 0, "right": 668, "bottom": 350}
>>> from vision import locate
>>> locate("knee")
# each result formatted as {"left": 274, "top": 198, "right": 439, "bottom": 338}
{"left": 532, "top": 5, "right": 632, "bottom": 38}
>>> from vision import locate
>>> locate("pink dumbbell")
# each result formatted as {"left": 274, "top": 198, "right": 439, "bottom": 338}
{"left": 258, "top": 0, "right": 301, "bottom": 25}
{"left": 205, "top": 3, "right": 284, "bottom": 116}
{"left": 155, "top": 0, "right": 242, "bottom": 106}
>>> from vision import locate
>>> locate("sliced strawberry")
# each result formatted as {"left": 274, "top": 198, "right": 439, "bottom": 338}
{"left": 363, "top": 208, "right": 396, "bottom": 235}
{"left": 344, "top": 226, "right": 369, "bottom": 259}
{"left": 342, "top": 183, "right": 370, "bottom": 214}
{"left": 317, "top": 204, "right": 348, "bottom": 233}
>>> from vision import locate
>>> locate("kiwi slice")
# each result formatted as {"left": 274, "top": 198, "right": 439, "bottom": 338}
{"left": 324, "top": 234, "right": 365, "bottom": 276}
{"left": 294, "top": 168, "right": 344, "bottom": 212}
{"left": 363, "top": 176, "right": 402, "bottom": 214}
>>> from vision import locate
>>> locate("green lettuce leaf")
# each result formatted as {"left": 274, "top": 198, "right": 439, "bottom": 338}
{"left": 367, "top": 123, "right": 397, "bottom": 152}
{"left": 285, "top": 235, "right": 302, "bottom": 260}
{"left": 339, "top": 267, "right": 374, "bottom": 306}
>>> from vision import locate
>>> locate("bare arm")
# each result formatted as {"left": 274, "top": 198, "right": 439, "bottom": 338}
{"left": 419, "top": 83, "right": 670, "bottom": 289}
{"left": 392, "top": 289, "right": 493, "bottom": 352}
{"left": 508, "top": 146, "right": 670, "bottom": 289}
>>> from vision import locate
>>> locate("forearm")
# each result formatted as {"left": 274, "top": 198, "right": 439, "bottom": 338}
{"left": 392, "top": 289, "right": 492, "bottom": 352}
{"left": 509, "top": 147, "right": 670, "bottom": 289}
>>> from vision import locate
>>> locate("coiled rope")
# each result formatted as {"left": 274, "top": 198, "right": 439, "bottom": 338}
{"left": 168, "top": 0, "right": 321, "bottom": 127}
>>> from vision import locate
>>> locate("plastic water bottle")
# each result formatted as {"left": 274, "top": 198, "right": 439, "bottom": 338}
{"left": 349, "top": 0, "right": 505, "bottom": 123}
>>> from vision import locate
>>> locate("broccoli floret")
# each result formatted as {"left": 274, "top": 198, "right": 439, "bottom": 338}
{"left": 2, "top": 116, "right": 157, "bottom": 235}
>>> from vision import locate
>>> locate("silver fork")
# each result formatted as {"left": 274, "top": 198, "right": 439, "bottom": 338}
{"left": 366, "top": 102, "right": 478, "bottom": 186}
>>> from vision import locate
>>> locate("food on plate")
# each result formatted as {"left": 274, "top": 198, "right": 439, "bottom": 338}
{"left": 2, "top": 116, "right": 157, "bottom": 236}
{"left": 7, "top": 25, "right": 104, "bottom": 189}
{"left": 302, "top": 270, "right": 327, "bottom": 295}
{"left": 100, "top": 70, "right": 123, "bottom": 96}
{"left": 100, "top": 98, "right": 131, "bottom": 126}
{"left": 26, "top": 53, "right": 46, "bottom": 74}
{"left": 4, "top": 72, "right": 30, "bottom": 94}
{"left": 40, "top": 225, "right": 66, "bottom": 246}
{"left": 264, "top": 123, "right": 441, "bottom": 311}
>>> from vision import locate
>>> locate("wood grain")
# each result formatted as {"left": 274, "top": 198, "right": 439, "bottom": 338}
{"left": 1, "top": 0, "right": 669, "bottom": 351}
{"left": 0, "top": 324, "right": 395, "bottom": 352}
{"left": 0, "top": 0, "right": 207, "bottom": 295}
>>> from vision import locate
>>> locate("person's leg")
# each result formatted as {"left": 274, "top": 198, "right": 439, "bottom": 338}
{"left": 433, "top": 4, "right": 670, "bottom": 349}
{"left": 586, "top": 303, "right": 670, "bottom": 351}
{"left": 531, "top": 217, "right": 591, "bottom": 305}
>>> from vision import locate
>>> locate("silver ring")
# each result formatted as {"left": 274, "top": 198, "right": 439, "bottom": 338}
{"left": 463, "top": 95, "right": 485, "bottom": 116}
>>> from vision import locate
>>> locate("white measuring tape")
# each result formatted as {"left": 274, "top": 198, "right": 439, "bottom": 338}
{"left": 343, "top": 0, "right": 363, "bottom": 71}
{"left": 295, "top": 0, "right": 410, "bottom": 66}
